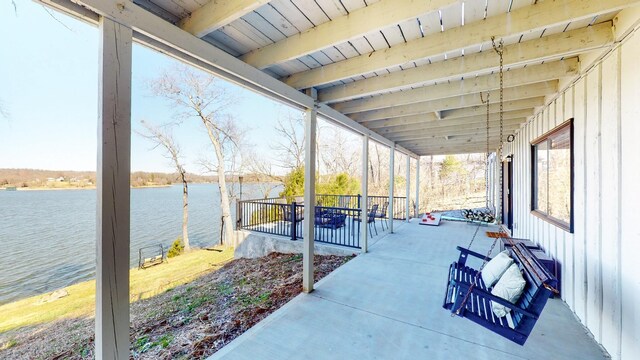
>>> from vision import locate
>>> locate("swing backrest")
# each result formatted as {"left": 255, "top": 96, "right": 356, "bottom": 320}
{"left": 510, "top": 243, "right": 558, "bottom": 331}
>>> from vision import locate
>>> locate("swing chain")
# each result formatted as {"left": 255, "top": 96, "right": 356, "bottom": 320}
{"left": 452, "top": 235, "right": 500, "bottom": 317}
{"left": 464, "top": 221, "right": 482, "bottom": 250}
{"left": 491, "top": 36, "right": 505, "bottom": 224}
{"left": 452, "top": 39, "right": 506, "bottom": 318}
{"left": 480, "top": 91, "right": 490, "bottom": 209}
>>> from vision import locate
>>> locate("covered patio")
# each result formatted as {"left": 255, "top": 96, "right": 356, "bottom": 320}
{"left": 212, "top": 220, "right": 606, "bottom": 359}
{"left": 31, "top": 0, "right": 640, "bottom": 358}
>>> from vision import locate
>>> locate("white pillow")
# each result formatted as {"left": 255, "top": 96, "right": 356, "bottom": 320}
{"left": 481, "top": 250, "right": 514, "bottom": 287}
{"left": 491, "top": 263, "right": 526, "bottom": 318}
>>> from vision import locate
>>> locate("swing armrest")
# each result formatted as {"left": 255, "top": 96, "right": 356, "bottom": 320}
{"left": 456, "top": 246, "right": 493, "bottom": 265}
{"left": 457, "top": 282, "right": 538, "bottom": 319}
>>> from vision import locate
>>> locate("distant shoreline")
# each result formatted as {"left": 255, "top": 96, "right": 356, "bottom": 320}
{"left": 1, "top": 184, "right": 175, "bottom": 191}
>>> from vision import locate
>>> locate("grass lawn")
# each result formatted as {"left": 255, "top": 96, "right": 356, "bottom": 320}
{"left": 0, "top": 247, "right": 234, "bottom": 333}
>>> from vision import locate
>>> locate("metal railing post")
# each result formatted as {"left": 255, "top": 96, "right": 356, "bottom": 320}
{"left": 236, "top": 199, "right": 241, "bottom": 230}
{"left": 291, "top": 201, "right": 297, "bottom": 240}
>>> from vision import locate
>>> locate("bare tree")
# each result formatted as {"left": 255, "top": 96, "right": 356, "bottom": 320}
{"left": 0, "top": 99, "right": 9, "bottom": 119}
{"left": 138, "top": 120, "right": 190, "bottom": 251}
{"left": 271, "top": 109, "right": 305, "bottom": 170}
{"left": 320, "top": 127, "right": 359, "bottom": 175}
{"left": 150, "top": 66, "right": 238, "bottom": 247}
{"left": 244, "top": 151, "right": 281, "bottom": 198}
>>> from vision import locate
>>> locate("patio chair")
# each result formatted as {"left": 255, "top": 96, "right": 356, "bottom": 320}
{"left": 352, "top": 204, "right": 378, "bottom": 237}
{"left": 281, "top": 203, "right": 304, "bottom": 222}
{"left": 314, "top": 209, "right": 347, "bottom": 242}
{"left": 374, "top": 201, "right": 389, "bottom": 230}
{"left": 315, "top": 210, "right": 347, "bottom": 229}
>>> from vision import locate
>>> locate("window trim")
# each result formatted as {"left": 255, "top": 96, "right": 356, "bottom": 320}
{"left": 530, "top": 119, "right": 574, "bottom": 233}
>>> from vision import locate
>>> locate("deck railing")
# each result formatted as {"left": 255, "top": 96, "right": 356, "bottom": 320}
{"left": 236, "top": 194, "right": 408, "bottom": 248}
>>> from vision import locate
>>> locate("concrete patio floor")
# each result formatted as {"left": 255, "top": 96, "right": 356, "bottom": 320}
{"left": 211, "top": 220, "right": 608, "bottom": 359}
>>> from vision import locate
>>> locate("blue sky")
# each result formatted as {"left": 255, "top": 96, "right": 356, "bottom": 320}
{"left": 0, "top": 0, "right": 305, "bottom": 173}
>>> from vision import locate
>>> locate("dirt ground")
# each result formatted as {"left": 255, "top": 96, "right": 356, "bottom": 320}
{"left": 0, "top": 253, "right": 354, "bottom": 359}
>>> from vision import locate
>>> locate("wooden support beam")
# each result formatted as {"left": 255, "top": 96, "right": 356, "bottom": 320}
{"left": 415, "top": 159, "right": 420, "bottom": 216}
{"left": 440, "top": 97, "right": 544, "bottom": 119}
{"left": 388, "top": 145, "right": 395, "bottom": 233}
{"left": 413, "top": 145, "right": 501, "bottom": 156}
{"left": 317, "top": 22, "right": 611, "bottom": 102}
{"left": 380, "top": 124, "right": 525, "bottom": 141}
{"left": 285, "top": 0, "right": 638, "bottom": 89}
{"left": 330, "top": 62, "right": 564, "bottom": 110}
{"left": 399, "top": 139, "right": 505, "bottom": 149}
{"left": 361, "top": 134, "right": 369, "bottom": 252}
{"left": 388, "top": 127, "right": 522, "bottom": 144}
{"left": 338, "top": 80, "right": 556, "bottom": 116}
{"left": 382, "top": 122, "right": 523, "bottom": 138}
{"left": 179, "top": 0, "right": 271, "bottom": 38}
{"left": 408, "top": 139, "right": 505, "bottom": 149}
{"left": 241, "top": 0, "right": 459, "bottom": 69}
{"left": 368, "top": 109, "right": 533, "bottom": 131}
{"left": 405, "top": 155, "right": 410, "bottom": 222}
{"left": 384, "top": 123, "right": 522, "bottom": 139}
{"left": 349, "top": 95, "right": 546, "bottom": 124}
{"left": 303, "top": 89, "right": 317, "bottom": 293}
{"left": 613, "top": 4, "right": 640, "bottom": 40}
{"left": 96, "top": 16, "right": 132, "bottom": 359}
{"left": 323, "top": 57, "right": 577, "bottom": 104}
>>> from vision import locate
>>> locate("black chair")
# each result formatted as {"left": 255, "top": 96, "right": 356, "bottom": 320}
{"left": 374, "top": 201, "right": 389, "bottom": 230}
{"left": 281, "top": 204, "right": 304, "bottom": 222}
{"left": 352, "top": 204, "right": 378, "bottom": 237}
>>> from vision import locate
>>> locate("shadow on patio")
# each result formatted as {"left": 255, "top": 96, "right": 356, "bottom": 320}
{"left": 211, "top": 220, "right": 607, "bottom": 359}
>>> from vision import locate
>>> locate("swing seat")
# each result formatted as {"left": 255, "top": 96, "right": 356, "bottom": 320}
{"left": 442, "top": 243, "right": 558, "bottom": 345}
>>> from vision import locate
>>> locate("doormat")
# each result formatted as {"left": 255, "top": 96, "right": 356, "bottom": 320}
{"left": 486, "top": 231, "right": 509, "bottom": 238}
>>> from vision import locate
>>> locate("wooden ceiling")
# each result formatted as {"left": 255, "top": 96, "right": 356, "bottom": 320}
{"left": 134, "top": 0, "right": 639, "bottom": 155}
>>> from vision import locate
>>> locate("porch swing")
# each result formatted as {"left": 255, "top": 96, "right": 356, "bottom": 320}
{"left": 441, "top": 38, "right": 559, "bottom": 346}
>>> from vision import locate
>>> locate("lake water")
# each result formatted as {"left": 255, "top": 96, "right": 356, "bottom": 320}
{"left": 0, "top": 183, "right": 279, "bottom": 305}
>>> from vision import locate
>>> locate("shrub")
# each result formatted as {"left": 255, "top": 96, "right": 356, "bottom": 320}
{"left": 167, "top": 238, "right": 184, "bottom": 258}
{"left": 316, "top": 173, "right": 359, "bottom": 195}
{"left": 279, "top": 166, "right": 305, "bottom": 202}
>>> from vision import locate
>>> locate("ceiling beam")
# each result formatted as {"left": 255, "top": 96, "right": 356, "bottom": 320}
{"left": 364, "top": 110, "right": 529, "bottom": 130}
{"left": 440, "top": 97, "right": 544, "bottom": 119}
{"left": 386, "top": 127, "right": 522, "bottom": 142}
{"left": 318, "top": 23, "right": 612, "bottom": 103}
{"left": 380, "top": 119, "right": 526, "bottom": 139}
{"left": 397, "top": 137, "right": 509, "bottom": 148}
{"left": 330, "top": 60, "right": 568, "bottom": 109}
{"left": 240, "top": 0, "right": 459, "bottom": 69}
{"left": 179, "top": 0, "right": 272, "bottom": 38}
{"left": 284, "top": 0, "right": 638, "bottom": 89}
{"left": 405, "top": 139, "right": 505, "bottom": 148}
{"left": 413, "top": 146, "right": 500, "bottom": 156}
{"left": 348, "top": 83, "right": 551, "bottom": 121}
{"left": 373, "top": 115, "right": 529, "bottom": 135}
{"left": 337, "top": 79, "right": 557, "bottom": 115}
{"left": 398, "top": 138, "right": 499, "bottom": 149}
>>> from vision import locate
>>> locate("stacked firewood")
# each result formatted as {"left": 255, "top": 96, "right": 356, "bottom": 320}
{"left": 461, "top": 209, "right": 495, "bottom": 223}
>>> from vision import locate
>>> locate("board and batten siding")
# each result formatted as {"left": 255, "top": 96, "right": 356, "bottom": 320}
{"left": 502, "top": 28, "right": 640, "bottom": 360}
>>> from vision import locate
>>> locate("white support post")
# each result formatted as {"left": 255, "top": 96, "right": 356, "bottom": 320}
{"left": 388, "top": 144, "right": 395, "bottom": 233}
{"left": 303, "top": 88, "right": 317, "bottom": 293}
{"left": 96, "top": 16, "right": 132, "bottom": 360}
{"left": 361, "top": 134, "right": 369, "bottom": 253}
{"left": 406, "top": 155, "right": 410, "bottom": 222}
{"left": 415, "top": 158, "right": 420, "bottom": 217}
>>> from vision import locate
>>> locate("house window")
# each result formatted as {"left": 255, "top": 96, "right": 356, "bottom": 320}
{"left": 531, "top": 119, "right": 573, "bottom": 232}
